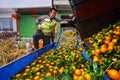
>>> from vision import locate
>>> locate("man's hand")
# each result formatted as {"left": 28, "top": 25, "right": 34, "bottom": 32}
{"left": 72, "top": 16, "right": 76, "bottom": 21}
{"left": 38, "top": 24, "right": 42, "bottom": 30}
{"left": 69, "top": 14, "right": 76, "bottom": 21}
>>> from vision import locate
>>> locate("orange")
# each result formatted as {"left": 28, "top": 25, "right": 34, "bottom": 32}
{"left": 39, "top": 78, "right": 44, "bottom": 80}
{"left": 75, "top": 54, "right": 79, "bottom": 59}
{"left": 94, "top": 49, "right": 100, "bottom": 56}
{"left": 31, "top": 67, "right": 35, "bottom": 70}
{"left": 112, "top": 39, "right": 118, "bottom": 44}
{"left": 79, "top": 47, "right": 83, "bottom": 51}
{"left": 79, "top": 41, "right": 84, "bottom": 46}
{"left": 81, "top": 41, "right": 85, "bottom": 44}
{"left": 36, "top": 64, "right": 40, "bottom": 67}
{"left": 34, "top": 75, "right": 40, "bottom": 80}
{"left": 116, "top": 26, "right": 120, "bottom": 29}
{"left": 39, "top": 65, "right": 44, "bottom": 69}
{"left": 89, "top": 40, "right": 94, "bottom": 44}
{"left": 107, "top": 45, "right": 114, "bottom": 51}
{"left": 47, "top": 61, "right": 50, "bottom": 63}
{"left": 38, "top": 60, "right": 42, "bottom": 63}
{"left": 25, "top": 68, "right": 30, "bottom": 72}
{"left": 114, "top": 35, "right": 119, "bottom": 39}
{"left": 42, "top": 61, "right": 46, "bottom": 64}
{"left": 95, "top": 49, "right": 101, "bottom": 54}
{"left": 98, "top": 39, "right": 102, "bottom": 43}
{"left": 49, "top": 68, "right": 53, "bottom": 72}
{"left": 101, "top": 44, "right": 107, "bottom": 48}
{"left": 46, "top": 72, "right": 52, "bottom": 77}
{"left": 71, "top": 66, "right": 76, "bottom": 71}
{"left": 105, "top": 36, "right": 111, "bottom": 41}
{"left": 15, "top": 73, "right": 21, "bottom": 77}
{"left": 109, "top": 30, "right": 113, "bottom": 33}
{"left": 51, "top": 62, "right": 55, "bottom": 65}
{"left": 74, "top": 69, "right": 82, "bottom": 76}
{"left": 93, "top": 56, "right": 99, "bottom": 63}
{"left": 77, "top": 76, "right": 84, "bottom": 80}
{"left": 53, "top": 69, "right": 57, "bottom": 74}
{"left": 92, "top": 43, "right": 97, "bottom": 47}
{"left": 91, "top": 50, "right": 95, "bottom": 55}
{"left": 59, "top": 69, "right": 64, "bottom": 74}
{"left": 100, "top": 47, "right": 108, "bottom": 54}
{"left": 26, "top": 66, "right": 30, "bottom": 69}
{"left": 54, "top": 66, "right": 58, "bottom": 69}
{"left": 35, "top": 67, "right": 40, "bottom": 71}
{"left": 25, "top": 79, "right": 30, "bottom": 80}
{"left": 73, "top": 74, "right": 78, "bottom": 80}
{"left": 84, "top": 74, "right": 91, "bottom": 80}
{"left": 46, "top": 63, "right": 50, "bottom": 67}
{"left": 104, "top": 40, "right": 110, "bottom": 45}
{"left": 119, "top": 70, "right": 120, "bottom": 75}
{"left": 80, "top": 69, "right": 84, "bottom": 76}
{"left": 97, "top": 33, "right": 101, "bottom": 36}
{"left": 107, "top": 69, "right": 120, "bottom": 80}
{"left": 65, "top": 66, "right": 68, "bottom": 68}
{"left": 80, "top": 64, "right": 85, "bottom": 68}
{"left": 60, "top": 67, "right": 64, "bottom": 70}
{"left": 108, "top": 42, "right": 115, "bottom": 46}
{"left": 31, "top": 62, "right": 36, "bottom": 66}
{"left": 22, "top": 72, "right": 27, "bottom": 76}
{"left": 36, "top": 72, "right": 41, "bottom": 76}
{"left": 95, "top": 36, "right": 98, "bottom": 39}
{"left": 115, "top": 31, "right": 120, "bottom": 36}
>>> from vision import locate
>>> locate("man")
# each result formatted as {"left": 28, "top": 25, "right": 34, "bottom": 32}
{"left": 33, "top": 8, "right": 75, "bottom": 49}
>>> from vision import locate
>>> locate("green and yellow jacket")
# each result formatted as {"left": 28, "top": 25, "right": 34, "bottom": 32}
{"left": 36, "top": 15, "right": 72, "bottom": 36}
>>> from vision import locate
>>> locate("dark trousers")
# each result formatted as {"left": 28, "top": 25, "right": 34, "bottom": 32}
{"left": 33, "top": 30, "right": 50, "bottom": 49}
{"left": 43, "top": 35, "right": 50, "bottom": 46}
{"left": 51, "top": 32, "right": 54, "bottom": 43}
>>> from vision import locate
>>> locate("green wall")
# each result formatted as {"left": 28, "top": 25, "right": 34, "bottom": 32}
{"left": 19, "top": 15, "right": 38, "bottom": 37}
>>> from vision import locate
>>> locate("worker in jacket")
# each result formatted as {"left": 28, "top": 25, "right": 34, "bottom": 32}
{"left": 33, "top": 8, "right": 75, "bottom": 49}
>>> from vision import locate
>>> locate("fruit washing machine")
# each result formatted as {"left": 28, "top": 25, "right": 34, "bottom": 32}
{"left": 69, "top": 0, "right": 120, "bottom": 40}
{"left": 69, "top": 0, "right": 120, "bottom": 80}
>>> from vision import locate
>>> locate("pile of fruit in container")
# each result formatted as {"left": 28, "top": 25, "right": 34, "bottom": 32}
{"left": 0, "top": 32, "right": 29, "bottom": 67}
{"left": 85, "top": 21, "right": 120, "bottom": 80}
{"left": 10, "top": 22, "right": 120, "bottom": 80}
{"left": 11, "top": 28, "right": 103, "bottom": 80}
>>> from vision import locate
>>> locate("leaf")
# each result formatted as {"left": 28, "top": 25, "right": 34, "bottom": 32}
{"left": 93, "top": 63, "right": 98, "bottom": 73}
{"left": 61, "top": 75, "right": 72, "bottom": 80}
{"left": 41, "top": 76, "right": 58, "bottom": 80}
{"left": 91, "top": 72, "right": 97, "bottom": 80}
{"left": 116, "top": 48, "right": 120, "bottom": 54}
{"left": 113, "top": 60, "right": 120, "bottom": 70}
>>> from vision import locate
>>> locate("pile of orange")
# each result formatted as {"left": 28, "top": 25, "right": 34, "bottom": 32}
{"left": 11, "top": 30, "right": 93, "bottom": 80}
{"left": 107, "top": 69, "right": 120, "bottom": 80}
{"left": 86, "top": 22, "right": 120, "bottom": 79}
